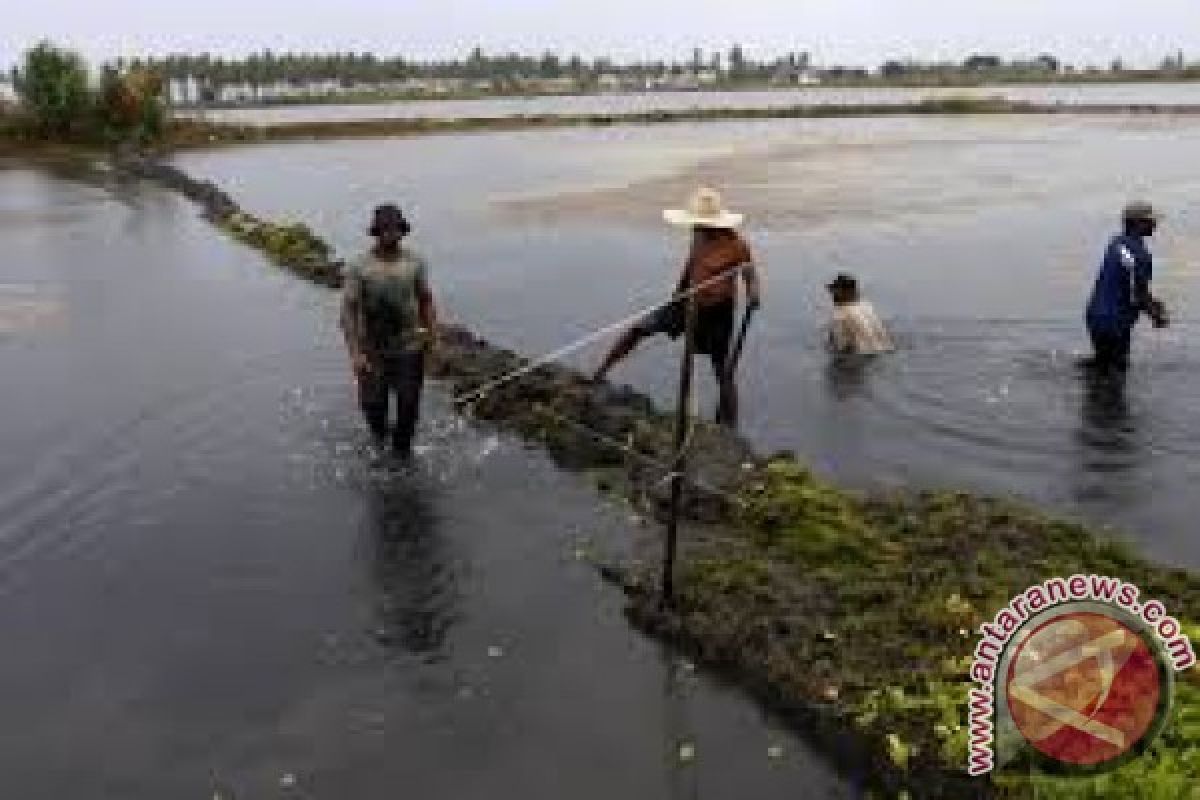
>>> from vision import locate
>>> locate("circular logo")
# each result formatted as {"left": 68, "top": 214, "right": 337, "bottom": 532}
{"left": 1004, "top": 609, "right": 1170, "bottom": 769}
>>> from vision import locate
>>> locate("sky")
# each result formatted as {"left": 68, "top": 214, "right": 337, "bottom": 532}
{"left": 3, "top": 0, "right": 1200, "bottom": 71}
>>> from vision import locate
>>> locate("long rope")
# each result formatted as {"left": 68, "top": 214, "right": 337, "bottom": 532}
{"left": 447, "top": 256, "right": 731, "bottom": 504}
{"left": 451, "top": 262, "right": 752, "bottom": 408}
{"left": 530, "top": 403, "right": 747, "bottom": 510}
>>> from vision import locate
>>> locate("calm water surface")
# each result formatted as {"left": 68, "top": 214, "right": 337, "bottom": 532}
{"left": 176, "top": 114, "right": 1200, "bottom": 565}
{"left": 188, "top": 82, "right": 1200, "bottom": 126}
{"left": 0, "top": 168, "right": 850, "bottom": 798}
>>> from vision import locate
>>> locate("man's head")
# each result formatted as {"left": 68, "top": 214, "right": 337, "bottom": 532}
{"left": 693, "top": 224, "right": 735, "bottom": 244}
{"left": 1122, "top": 202, "right": 1158, "bottom": 238}
{"left": 827, "top": 273, "right": 859, "bottom": 306}
{"left": 369, "top": 203, "right": 411, "bottom": 248}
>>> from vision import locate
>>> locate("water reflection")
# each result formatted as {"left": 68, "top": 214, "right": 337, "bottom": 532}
{"left": 1072, "top": 367, "right": 1148, "bottom": 508}
{"left": 0, "top": 167, "right": 852, "bottom": 798}
{"left": 361, "top": 471, "right": 459, "bottom": 661}
{"left": 824, "top": 355, "right": 876, "bottom": 401}
{"left": 661, "top": 651, "right": 699, "bottom": 800}
{"left": 1078, "top": 368, "right": 1135, "bottom": 455}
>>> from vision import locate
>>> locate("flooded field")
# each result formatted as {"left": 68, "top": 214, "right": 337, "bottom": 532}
{"left": 187, "top": 81, "right": 1200, "bottom": 126}
{"left": 175, "top": 113, "right": 1200, "bottom": 565}
{"left": 0, "top": 168, "right": 850, "bottom": 798}
{"left": 5, "top": 110, "right": 1200, "bottom": 798}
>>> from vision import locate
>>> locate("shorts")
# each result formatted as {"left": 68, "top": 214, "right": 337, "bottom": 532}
{"left": 636, "top": 298, "right": 735, "bottom": 365}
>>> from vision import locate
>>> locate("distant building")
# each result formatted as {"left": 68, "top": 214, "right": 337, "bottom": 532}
{"left": 529, "top": 77, "right": 580, "bottom": 94}
{"left": 819, "top": 67, "right": 869, "bottom": 81}
{"left": 216, "top": 83, "right": 257, "bottom": 104}
{"left": 398, "top": 77, "right": 466, "bottom": 95}
{"left": 308, "top": 79, "right": 341, "bottom": 95}
{"left": 771, "top": 63, "right": 821, "bottom": 86}
{"left": 645, "top": 72, "right": 707, "bottom": 91}
{"left": 0, "top": 79, "right": 17, "bottom": 107}
{"left": 596, "top": 73, "right": 625, "bottom": 92}
{"left": 167, "top": 75, "right": 201, "bottom": 107}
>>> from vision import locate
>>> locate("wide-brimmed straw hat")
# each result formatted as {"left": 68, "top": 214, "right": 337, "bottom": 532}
{"left": 663, "top": 187, "right": 744, "bottom": 229}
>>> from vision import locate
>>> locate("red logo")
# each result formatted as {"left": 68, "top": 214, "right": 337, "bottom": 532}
{"left": 1005, "top": 611, "right": 1166, "bottom": 767}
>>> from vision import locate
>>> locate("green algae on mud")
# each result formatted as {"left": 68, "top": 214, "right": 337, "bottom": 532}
{"left": 218, "top": 211, "right": 335, "bottom": 279}
{"left": 117, "top": 156, "right": 1200, "bottom": 798}
{"left": 618, "top": 458, "right": 1200, "bottom": 797}
{"left": 113, "top": 155, "right": 343, "bottom": 287}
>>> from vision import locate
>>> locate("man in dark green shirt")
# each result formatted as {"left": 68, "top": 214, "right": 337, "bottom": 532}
{"left": 340, "top": 204, "right": 438, "bottom": 457}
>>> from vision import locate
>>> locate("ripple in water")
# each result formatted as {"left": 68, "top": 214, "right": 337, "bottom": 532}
{"left": 277, "top": 371, "right": 508, "bottom": 493}
{"left": 0, "top": 284, "right": 65, "bottom": 337}
{"left": 818, "top": 316, "right": 1200, "bottom": 492}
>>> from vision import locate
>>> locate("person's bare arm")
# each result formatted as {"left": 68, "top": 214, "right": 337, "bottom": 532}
{"left": 340, "top": 282, "right": 357, "bottom": 352}
{"left": 742, "top": 260, "right": 762, "bottom": 309}
{"left": 340, "top": 277, "right": 368, "bottom": 371}
{"left": 1134, "top": 270, "right": 1169, "bottom": 327}
{"left": 1125, "top": 246, "right": 1168, "bottom": 328}
{"left": 416, "top": 275, "right": 438, "bottom": 349}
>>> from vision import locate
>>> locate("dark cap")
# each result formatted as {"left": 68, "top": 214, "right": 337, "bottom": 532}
{"left": 827, "top": 273, "right": 858, "bottom": 292}
{"left": 369, "top": 203, "right": 411, "bottom": 237}
{"left": 1122, "top": 202, "right": 1159, "bottom": 224}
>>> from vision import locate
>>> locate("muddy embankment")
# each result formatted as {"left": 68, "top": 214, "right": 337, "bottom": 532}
{"left": 117, "top": 153, "right": 1200, "bottom": 799}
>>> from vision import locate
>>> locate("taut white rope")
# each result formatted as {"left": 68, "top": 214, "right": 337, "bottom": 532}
{"left": 451, "top": 262, "right": 751, "bottom": 408}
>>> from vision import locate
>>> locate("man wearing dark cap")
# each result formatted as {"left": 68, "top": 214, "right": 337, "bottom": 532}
{"left": 340, "top": 204, "right": 438, "bottom": 457}
{"left": 827, "top": 273, "right": 894, "bottom": 356}
{"left": 1084, "top": 202, "right": 1169, "bottom": 373}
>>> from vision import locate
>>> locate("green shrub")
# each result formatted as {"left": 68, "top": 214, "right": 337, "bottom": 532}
{"left": 13, "top": 41, "right": 91, "bottom": 139}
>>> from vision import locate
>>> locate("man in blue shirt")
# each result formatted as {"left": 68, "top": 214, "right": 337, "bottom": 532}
{"left": 1084, "top": 202, "right": 1170, "bottom": 372}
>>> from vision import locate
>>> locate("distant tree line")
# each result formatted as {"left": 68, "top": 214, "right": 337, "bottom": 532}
{"left": 880, "top": 52, "right": 1200, "bottom": 82}
{"left": 4, "top": 41, "right": 165, "bottom": 145}
{"left": 135, "top": 47, "right": 1200, "bottom": 97}
{"left": 881, "top": 53, "right": 1063, "bottom": 79}
{"left": 141, "top": 46, "right": 815, "bottom": 88}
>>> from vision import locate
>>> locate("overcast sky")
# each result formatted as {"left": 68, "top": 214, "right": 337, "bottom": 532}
{"left": 4, "top": 0, "right": 1199, "bottom": 70}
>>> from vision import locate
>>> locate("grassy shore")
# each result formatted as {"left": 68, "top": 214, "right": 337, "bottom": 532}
{"left": 93, "top": 155, "right": 1200, "bottom": 799}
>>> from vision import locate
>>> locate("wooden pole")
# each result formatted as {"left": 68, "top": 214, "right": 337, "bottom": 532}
{"left": 661, "top": 291, "right": 697, "bottom": 607}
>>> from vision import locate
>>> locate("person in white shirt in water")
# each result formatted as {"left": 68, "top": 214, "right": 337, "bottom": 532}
{"left": 826, "top": 273, "right": 894, "bottom": 356}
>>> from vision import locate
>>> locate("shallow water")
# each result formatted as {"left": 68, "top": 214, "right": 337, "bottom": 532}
{"left": 187, "top": 82, "right": 1200, "bottom": 126}
{"left": 176, "top": 113, "right": 1200, "bottom": 565}
{"left": 0, "top": 169, "right": 851, "bottom": 798}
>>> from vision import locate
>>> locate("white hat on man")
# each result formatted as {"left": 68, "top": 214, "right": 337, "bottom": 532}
{"left": 663, "top": 187, "right": 744, "bottom": 229}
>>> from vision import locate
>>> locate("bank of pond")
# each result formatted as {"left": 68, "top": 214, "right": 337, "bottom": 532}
{"left": 142, "top": 97, "right": 1200, "bottom": 150}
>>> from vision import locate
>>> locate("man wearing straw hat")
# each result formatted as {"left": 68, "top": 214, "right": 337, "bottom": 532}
{"left": 592, "top": 187, "right": 761, "bottom": 426}
{"left": 1084, "top": 201, "right": 1169, "bottom": 373}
